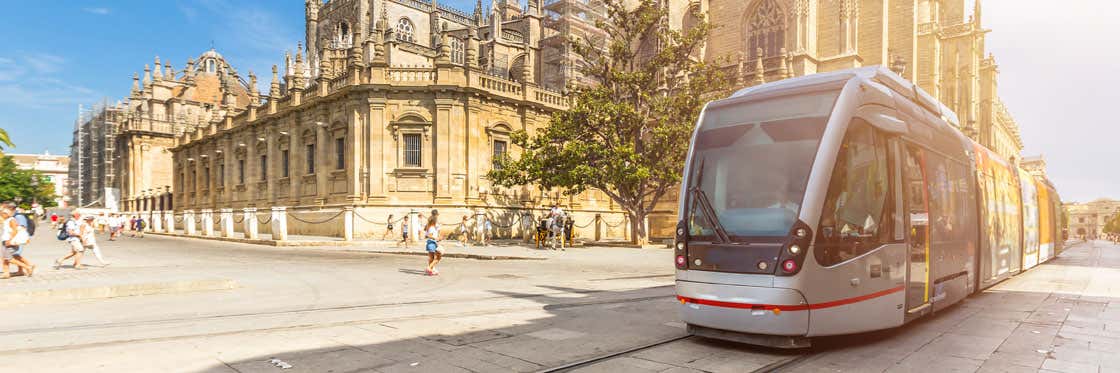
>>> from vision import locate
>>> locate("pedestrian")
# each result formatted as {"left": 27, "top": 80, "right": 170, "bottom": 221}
{"left": 457, "top": 215, "right": 471, "bottom": 245}
{"left": 135, "top": 217, "right": 146, "bottom": 238}
{"left": 424, "top": 214, "right": 443, "bottom": 276}
{"left": 96, "top": 213, "right": 108, "bottom": 234}
{"left": 0, "top": 206, "right": 33, "bottom": 278}
{"left": 10, "top": 206, "right": 36, "bottom": 276}
{"left": 55, "top": 212, "right": 88, "bottom": 270}
{"left": 382, "top": 214, "right": 395, "bottom": 241}
{"left": 108, "top": 213, "right": 123, "bottom": 241}
{"left": 398, "top": 215, "right": 410, "bottom": 247}
{"left": 414, "top": 213, "right": 427, "bottom": 246}
{"left": 49, "top": 213, "right": 59, "bottom": 229}
{"left": 482, "top": 217, "right": 492, "bottom": 246}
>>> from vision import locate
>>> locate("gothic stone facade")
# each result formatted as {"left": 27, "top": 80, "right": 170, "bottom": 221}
{"left": 168, "top": 0, "right": 630, "bottom": 240}
{"left": 698, "top": 0, "right": 1023, "bottom": 161}
{"left": 118, "top": 50, "right": 252, "bottom": 212}
{"left": 1065, "top": 199, "right": 1120, "bottom": 240}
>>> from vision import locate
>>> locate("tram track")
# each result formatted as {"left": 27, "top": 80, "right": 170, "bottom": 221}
{"left": 535, "top": 334, "right": 816, "bottom": 373}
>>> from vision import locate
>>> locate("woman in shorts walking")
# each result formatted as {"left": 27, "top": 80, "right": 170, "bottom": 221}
{"left": 424, "top": 215, "right": 443, "bottom": 276}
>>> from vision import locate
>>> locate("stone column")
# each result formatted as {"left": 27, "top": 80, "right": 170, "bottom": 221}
{"left": 595, "top": 213, "right": 602, "bottom": 242}
{"left": 343, "top": 206, "right": 354, "bottom": 241}
{"left": 243, "top": 207, "right": 259, "bottom": 240}
{"left": 271, "top": 207, "right": 288, "bottom": 241}
{"left": 184, "top": 210, "right": 197, "bottom": 235}
{"left": 408, "top": 210, "right": 419, "bottom": 243}
{"left": 164, "top": 210, "right": 175, "bottom": 233}
{"left": 201, "top": 209, "right": 214, "bottom": 236}
{"left": 220, "top": 208, "right": 235, "bottom": 237}
{"left": 152, "top": 210, "right": 163, "bottom": 232}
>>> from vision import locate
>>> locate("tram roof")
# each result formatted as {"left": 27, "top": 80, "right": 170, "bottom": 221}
{"left": 729, "top": 66, "right": 961, "bottom": 129}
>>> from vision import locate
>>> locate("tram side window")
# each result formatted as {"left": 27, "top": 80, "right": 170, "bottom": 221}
{"left": 814, "top": 119, "right": 891, "bottom": 267}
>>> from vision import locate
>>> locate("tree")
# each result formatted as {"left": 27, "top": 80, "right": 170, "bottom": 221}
{"left": 0, "top": 156, "right": 58, "bottom": 208}
{"left": 0, "top": 128, "right": 12, "bottom": 156}
{"left": 488, "top": 0, "right": 730, "bottom": 244}
{"left": 1104, "top": 213, "right": 1120, "bottom": 238}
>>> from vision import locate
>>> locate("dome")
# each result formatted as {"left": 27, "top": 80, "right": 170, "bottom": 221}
{"left": 200, "top": 48, "right": 224, "bottom": 60}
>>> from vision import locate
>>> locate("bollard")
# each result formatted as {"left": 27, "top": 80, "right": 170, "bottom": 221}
{"left": 408, "top": 210, "right": 419, "bottom": 243}
{"left": 184, "top": 210, "right": 196, "bottom": 235}
{"left": 243, "top": 208, "right": 258, "bottom": 240}
{"left": 595, "top": 213, "right": 602, "bottom": 242}
{"left": 220, "top": 208, "right": 235, "bottom": 238}
{"left": 343, "top": 206, "right": 354, "bottom": 241}
{"left": 271, "top": 207, "right": 288, "bottom": 241}
{"left": 201, "top": 209, "right": 214, "bottom": 236}
{"left": 152, "top": 210, "right": 163, "bottom": 232}
{"left": 164, "top": 210, "right": 175, "bottom": 233}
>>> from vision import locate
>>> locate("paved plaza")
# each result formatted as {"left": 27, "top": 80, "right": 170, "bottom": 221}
{"left": 1, "top": 232, "right": 1117, "bottom": 372}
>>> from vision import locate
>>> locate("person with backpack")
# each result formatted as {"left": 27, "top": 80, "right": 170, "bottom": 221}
{"left": 135, "top": 217, "right": 146, "bottom": 238}
{"left": 55, "top": 211, "right": 88, "bottom": 270}
{"left": 9, "top": 206, "right": 36, "bottom": 276}
{"left": 1, "top": 206, "right": 33, "bottom": 278}
{"left": 423, "top": 214, "right": 443, "bottom": 276}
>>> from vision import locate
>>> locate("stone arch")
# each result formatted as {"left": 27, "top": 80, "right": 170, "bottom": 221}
{"left": 509, "top": 54, "right": 527, "bottom": 83}
{"left": 743, "top": 0, "right": 787, "bottom": 59}
{"left": 396, "top": 17, "right": 415, "bottom": 43}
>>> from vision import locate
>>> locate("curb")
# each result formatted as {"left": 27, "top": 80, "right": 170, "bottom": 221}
{"left": 0, "top": 278, "right": 238, "bottom": 305}
{"left": 147, "top": 232, "right": 546, "bottom": 260}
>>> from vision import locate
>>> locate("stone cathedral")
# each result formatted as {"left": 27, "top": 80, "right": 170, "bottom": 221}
{"left": 697, "top": 0, "right": 1023, "bottom": 160}
{"left": 168, "top": 0, "right": 632, "bottom": 240}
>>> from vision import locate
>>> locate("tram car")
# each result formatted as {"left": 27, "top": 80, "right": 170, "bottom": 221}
{"left": 674, "top": 66, "right": 1063, "bottom": 348}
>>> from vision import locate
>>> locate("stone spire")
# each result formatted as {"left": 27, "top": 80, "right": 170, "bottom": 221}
{"left": 154, "top": 56, "right": 163, "bottom": 80}
{"left": 753, "top": 48, "right": 765, "bottom": 85}
{"left": 473, "top": 0, "right": 483, "bottom": 24}
{"left": 131, "top": 72, "right": 140, "bottom": 97}
{"left": 735, "top": 51, "right": 745, "bottom": 86}
{"left": 249, "top": 71, "right": 259, "bottom": 105}
{"left": 143, "top": 64, "right": 152, "bottom": 86}
{"left": 466, "top": 25, "right": 479, "bottom": 68}
{"left": 437, "top": 24, "right": 452, "bottom": 64}
{"left": 349, "top": 36, "right": 364, "bottom": 67}
{"left": 165, "top": 63, "right": 174, "bottom": 81}
{"left": 379, "top": 0, "right": 389, "bottom": 31}
{"left": 973, "top": 0, "right": 982, "bottom": 26}
{"left": 186, "top": 58, "right": 196, "bottom": 82}
{"left": 269, "top": 65, "right": 280, "bottom": 97}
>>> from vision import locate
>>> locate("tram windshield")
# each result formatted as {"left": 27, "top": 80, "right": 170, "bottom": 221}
{"left": 687, "top": 90, "right": 839, "bottom": 239}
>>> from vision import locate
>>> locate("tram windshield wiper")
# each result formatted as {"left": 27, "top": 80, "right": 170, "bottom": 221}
{"left": 690, "top": 157, "right": 731, "bottom": 243}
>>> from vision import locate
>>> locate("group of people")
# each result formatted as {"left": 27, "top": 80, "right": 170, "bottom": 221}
{"left": 94, "top": 213, "right": 148, "bottom": 240}
{"left": 1, "top": 203, "right": 37, "bottom": 278}
{"left": 387, "top": 213, "right": 494, "bottom": 248}
{"left": 54, "top": 211, "right": 111, "bottom": 270}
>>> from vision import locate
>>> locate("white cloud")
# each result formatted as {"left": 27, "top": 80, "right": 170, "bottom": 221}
{"left": 0, "top": 52, "right": 101, "bottom": 109}
{"left": 83, "top": 7, "right": 111, "bottom": 15}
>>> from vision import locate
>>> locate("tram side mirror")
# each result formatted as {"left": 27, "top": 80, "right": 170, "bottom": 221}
{"left": 855, "top": 106, "right": 907, "bottom": 135}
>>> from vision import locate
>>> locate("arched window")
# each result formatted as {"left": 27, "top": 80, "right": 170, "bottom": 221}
{"left": 206, "top": 59, "right": 216, "bottom": 73}
{"left": 746, "top": 0, "right": 786, "bottom": 59}
{"left": 396, "top": 18, "right": 415, "bottom": 43}
{"left": 450, "top": 37, "right": 465, "bottom": 65}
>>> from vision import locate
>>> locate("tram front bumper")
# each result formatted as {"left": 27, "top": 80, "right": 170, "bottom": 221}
{"left": 676, "top": 280, "right": 809, "bottom": 337}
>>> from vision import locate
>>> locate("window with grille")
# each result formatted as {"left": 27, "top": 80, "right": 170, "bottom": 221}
{"left": 403, "top": 134, "right": 422, "bottom": 167}
{"left": 450, "top": 38, "right": 465, "bottom": 64}
{"left": 281, "top": 150, "right": 290, "bottom": 178}
{"left": 396, "top": 18, "right": 414, "bottom": 43}
{"left": 260, "top": 155, "right": 268, "bottom": 181}
{"left": 238, "top": 159, "right": 245, "bottom": 184}
{"left": 492, "top": 140, "right": 508, "bottom": 170}
{"left": 306, "top": 144, "right": 316, "bottom": 174}
{"left": 335, "top": 138, "right": 345, "bottom": 169}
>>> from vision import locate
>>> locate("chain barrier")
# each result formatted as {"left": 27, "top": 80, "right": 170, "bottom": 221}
{"left": 603, "top": 217, "right": 629, "bottom": 228}
{"left": 257, "top": 213, "right": 273, "bottom": 225}
{"left": 287, "top": 210, "right": 345, "bottom": 225}
{"left": 487, "top": 214, "right": 524, "bottom": 229}
{"left": 174, "top": 217, "right": 184, "bottom": 223}
{"left": 573, "top": 219, "right": 596, "bottom": 229}
{"left": 233, "top": 215, "right": 246, "bottom": 224}
{"left": 353, "top": 210, "right": 402, "bottom": 225}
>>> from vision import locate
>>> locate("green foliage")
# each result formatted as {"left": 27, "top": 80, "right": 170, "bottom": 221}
{"left": 488, "top": 0, "right": 731, "bottom": 243}
{"left": 0, "top": 156, "right": 57, "bottom": 208}
{"left": 0, "top": 128, "right": 13, "bottom": 156}
{"left": 1104, "top": 214, "right": 1120, "bottom": 236}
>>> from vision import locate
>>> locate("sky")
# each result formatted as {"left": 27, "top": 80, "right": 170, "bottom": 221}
{"left": 0, "top": 0, "right": 1114, "bottom": 202}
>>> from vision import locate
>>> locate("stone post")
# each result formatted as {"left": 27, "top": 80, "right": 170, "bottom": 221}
{"left": 164, "top": 210, "right": 175, "bottom": 233}
{"left": 220, "top": 208, "right": 235, "bottom": 238}
{"left": 184, "top": 210, "right": 197, "bottom": 235}
{"left": 474, "top": 208, "right": 485, "bottom": 243}
{"left": 152, "top": 210, "right": 163, "bottom": 232}
{"left": 343, "top": 206, "right": 354, "bottom": 241}
{"left": 201, "top": 209, "right": 214, "bottom": 236}
{"left": 595, "top": 213, "right": 602, "bottom": 242}
{"left": 408, "top": 210, "right": 419, "bottom": 243}
{"left": 243, "top": 208, "right": 259, "bottom": 240}
{"left": 271, "top": 207, "right": 288, "bottom": 241}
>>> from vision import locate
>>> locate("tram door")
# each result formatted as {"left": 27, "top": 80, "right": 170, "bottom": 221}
{"left": 903, "top": 145, "right": 931, "bottom": 313}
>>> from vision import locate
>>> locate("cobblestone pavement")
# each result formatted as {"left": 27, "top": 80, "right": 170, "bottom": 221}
{"left": 2, "top": 233, "right": 1116, "bottom": 372}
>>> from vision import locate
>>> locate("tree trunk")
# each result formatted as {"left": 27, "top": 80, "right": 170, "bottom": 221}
{"left": 628, "top": 210, "right": 649, "bottom": 246}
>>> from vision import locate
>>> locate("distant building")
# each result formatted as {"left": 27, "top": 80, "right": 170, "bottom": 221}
{"left": 69, "top": 102, "right": 124, "bottom": 210}
{"left": 1065, "top": 199, "right": 1120, "bottom": 240}
{"left": 9, "top": 151, "right": 70, "bottom": 207}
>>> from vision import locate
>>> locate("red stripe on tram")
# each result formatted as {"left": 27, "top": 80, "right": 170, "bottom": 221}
{"left": 677, "top": 286, "right": 904, "bottom": 312}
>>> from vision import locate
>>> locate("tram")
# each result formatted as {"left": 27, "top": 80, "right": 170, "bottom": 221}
{"left": 674, "top": 66, "right": 1063, "bottom": 348}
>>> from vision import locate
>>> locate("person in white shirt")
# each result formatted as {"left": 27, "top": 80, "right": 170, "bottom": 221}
{"left": 423, "top": 215, "right": 443, "bottom": 276}
{"left": 0, "top": 206, "right": 33, "bottom": 278}
{"left": 55, "top": 212, "right": 88, "bottom": 270}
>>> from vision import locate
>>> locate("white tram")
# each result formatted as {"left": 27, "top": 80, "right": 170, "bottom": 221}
{"left": 674, "top": 66, "right": 1063, "bottom": 348}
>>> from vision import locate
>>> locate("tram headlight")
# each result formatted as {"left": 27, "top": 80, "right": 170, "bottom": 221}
{"left": 788, "top": 244, "right": 802, "bottom": 255}
{"left": 675, "top": 241, "right": 685, "bottom": 251}
{"left": 676, "top": 227, "right": 686, "bottom": 237}
{"left": 675, "top": 255, "right": 687, "bottom": 269}
{"left": 795, "top": 228, "right": 808, "bottom": 238}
